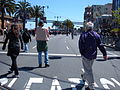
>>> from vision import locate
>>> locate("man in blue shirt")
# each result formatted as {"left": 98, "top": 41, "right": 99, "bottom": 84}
{"left": 78, "top": 21, "right": 108, "bottom": 90}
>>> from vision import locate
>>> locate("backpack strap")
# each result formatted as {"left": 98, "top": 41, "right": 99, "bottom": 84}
{"left": 88, "top": 31, "right": 98, "bottom": 45}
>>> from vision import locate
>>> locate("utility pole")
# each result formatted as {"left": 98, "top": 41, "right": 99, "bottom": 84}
{"left": 41, "top": 6, "right": 49, "bottom": 23}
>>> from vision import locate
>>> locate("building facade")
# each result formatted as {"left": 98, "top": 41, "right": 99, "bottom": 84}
{"left": 84, "top": 3, "right": 112, "bottom": 22}
{"left": 84, "top": 3, "right": 112, "bottom": 30}
{"left": 84, "top": 6, "right": 92, "bottom": 22}
{"left": 0, "top": 15, "right": 23, "bottom": 35}
{"left": 113, "top": 0, "right": 120, "bottom": 10}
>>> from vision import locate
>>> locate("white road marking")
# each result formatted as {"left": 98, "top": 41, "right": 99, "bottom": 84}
{"left": 25, "top": 77, "right": 43, "bottom": 90}
{"left": 0, "top": 78, "right": 8, "bottom": 86}
{"left": 0, "top": 77, "right": 119, "bottom": 89}
{"left": 100, "top": 78, "right": 115, "bottom": 89}
{"left": 111, "top": 78, "right": 120, "bottom": 86}
{"left": 32, "top": 45, "right": 36, "bottom": 49}
{"left": 51, "top": 77, "right": 62, "bottom": 90}
{"left": 0, "top": 51, "right": 118, "bottom": 57}
{"left": 8, "top": 78, "right": 18, "bottom": 88}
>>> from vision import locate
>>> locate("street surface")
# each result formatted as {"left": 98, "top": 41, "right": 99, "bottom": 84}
{"left": 0, "top": 34, "right": 120, "bottom": 90}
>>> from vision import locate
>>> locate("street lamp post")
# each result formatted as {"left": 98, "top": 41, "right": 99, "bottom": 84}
{"left": 41, "top": 6, "right": 49, "bottom": 23}
{"left": 54, "top": 16, "right": 61, "bottom": 21}
{"left": 42, "top": 6, "right": 49, "bottom": 16}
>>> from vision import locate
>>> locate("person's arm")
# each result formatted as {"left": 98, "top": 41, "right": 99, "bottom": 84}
{"left": 2, "top": 33, "right": 9, "bottom": 50}
{"left": 45, "top": 29, "right": 50, "bottom": 38}
{"left": 19, "top": 34, "right": 23, "bottom": 50}
{"left": 97, "top": 35, "right": 108, "bottom": 60}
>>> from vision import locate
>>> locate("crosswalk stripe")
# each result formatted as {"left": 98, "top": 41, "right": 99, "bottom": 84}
{"left": 0, "top": 51, "right": 118, "bottom": 57}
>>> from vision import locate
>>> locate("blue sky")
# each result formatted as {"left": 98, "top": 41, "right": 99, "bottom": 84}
{"left": 24, "top": 0, "right": 112, "bottom": 22}
{"left": 16, "top": 0, "right": 112, "bottom": 29}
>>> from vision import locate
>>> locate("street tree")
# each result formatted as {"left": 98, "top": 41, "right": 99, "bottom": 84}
{"left": 52, "top": 21, "right": 62, "bottom": 29}
{"left": 113, "top": 8, "right": 120, "bottom": 25}
{"left": 29, "top": 5, "right": 44, "bottom": 29}
{"left": 63, "top": 19, "right": 74, "bottom": 34}
{"left": 0, "top": 0, "right": 16, "bottom": 29}
{"left": 112, "top": 8, "right": 120, "bottom": 32}
{"left": 15, "top": 1, "right": 31, "bottom": 30}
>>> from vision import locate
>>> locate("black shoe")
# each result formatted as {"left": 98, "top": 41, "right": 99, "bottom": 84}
{"left": 85, "top": 87, "right": 94, "bottom": 90}
{"left": 45, "top": 64, "right": 50, "bottom": 67}
{"left": 81, "top": 74, "right": 83, "bottom": 78}
{"left": 8, "top": 68, "right": 13, "bottom": 73}
{"left": 38, "top": 64, "right": 42, "bottom": 68}
{"left": 13, "top": 75, "right": 20, "bottom": 78}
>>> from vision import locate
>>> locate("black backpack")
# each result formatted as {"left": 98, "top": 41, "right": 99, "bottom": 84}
{"left": 22, "top": 32, "right": 30, "bottom": 42}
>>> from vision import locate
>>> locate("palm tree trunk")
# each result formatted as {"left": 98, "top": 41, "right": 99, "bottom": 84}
{"left": 35, "top": 17, "right": 38, "bottom": 29}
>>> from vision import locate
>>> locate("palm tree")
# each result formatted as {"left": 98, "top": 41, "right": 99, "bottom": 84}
{"left": 15, "top": 1, "right": 31, "bottom": 30}
{"left": 63, "top": 19, "right": 74, "bottom": 29}
{"left": 29, "top": 5, "right": 44, "bottom": 29}
{"left": 0, "top": 0, "right": 16, "bottom": 29}
{"left": 63, "top": 19, "right": 74, "bottom": 35}
{"left": 52, "top": 21, "right": 62, "bottom": 29}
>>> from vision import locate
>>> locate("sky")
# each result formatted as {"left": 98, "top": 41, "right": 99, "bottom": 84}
{"left": 16, "top": 0, "right": 112, "bottom": 29}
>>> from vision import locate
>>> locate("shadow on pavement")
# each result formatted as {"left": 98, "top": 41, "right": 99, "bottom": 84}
{"left": 96, "top": 57, "right": 120, "bottom": 61}
{"left": 49, "top": 56, "right": 62, "bottom": 60}
{"left": 62, "top": 88, "right": 72, "bottom": 90}
{"left": 62, "top": 84, "right": 84, "bottom": 90}
{"left": 0, "top": 72, "right": 12, "bottom": 78}
{"left": 18, "top": 66, "right": 38, "bottom": 71}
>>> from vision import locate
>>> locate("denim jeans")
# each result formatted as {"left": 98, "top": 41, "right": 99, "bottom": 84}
{"left": 38, "top": 51, "right": 49, "bottom": 65}
{"left": 24, "top": 43, "right": 29, "bottom": 52}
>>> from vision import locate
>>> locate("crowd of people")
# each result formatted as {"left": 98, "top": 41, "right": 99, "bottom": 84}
{"left": 2, "top": 21, "right": 50, "bottom": 78}
{"left": 1, "top": 21, "right": 108, "bottom": 90}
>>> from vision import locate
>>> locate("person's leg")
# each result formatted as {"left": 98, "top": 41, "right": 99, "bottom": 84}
{"left": 10, "top": 55, "right": 19, "bottom": 75}
{"left": 44, "top": 51, "right": 49, "bottom": 67}
{"left": 24, "top": 43, "right": 29, "bottom": 52}
{"left": 25, "top": 43, "right": 29, "bottom": 52}
{"left": 38, "top": 52, "right": 42, "bottom": 67}
{"left": 24, "top": 43, "right": 26, "bottom": 52}
{"left": 82, "top": 57, "right": 94, "bottom": 89}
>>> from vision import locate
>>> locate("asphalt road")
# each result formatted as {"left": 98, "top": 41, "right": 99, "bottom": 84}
{"left": 0, "top": 34, "right": 120, "bottom": 90}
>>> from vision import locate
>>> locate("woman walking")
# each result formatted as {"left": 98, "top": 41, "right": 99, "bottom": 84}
{"left": 2, "top": 24, "right": 23, "bottom": 78}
